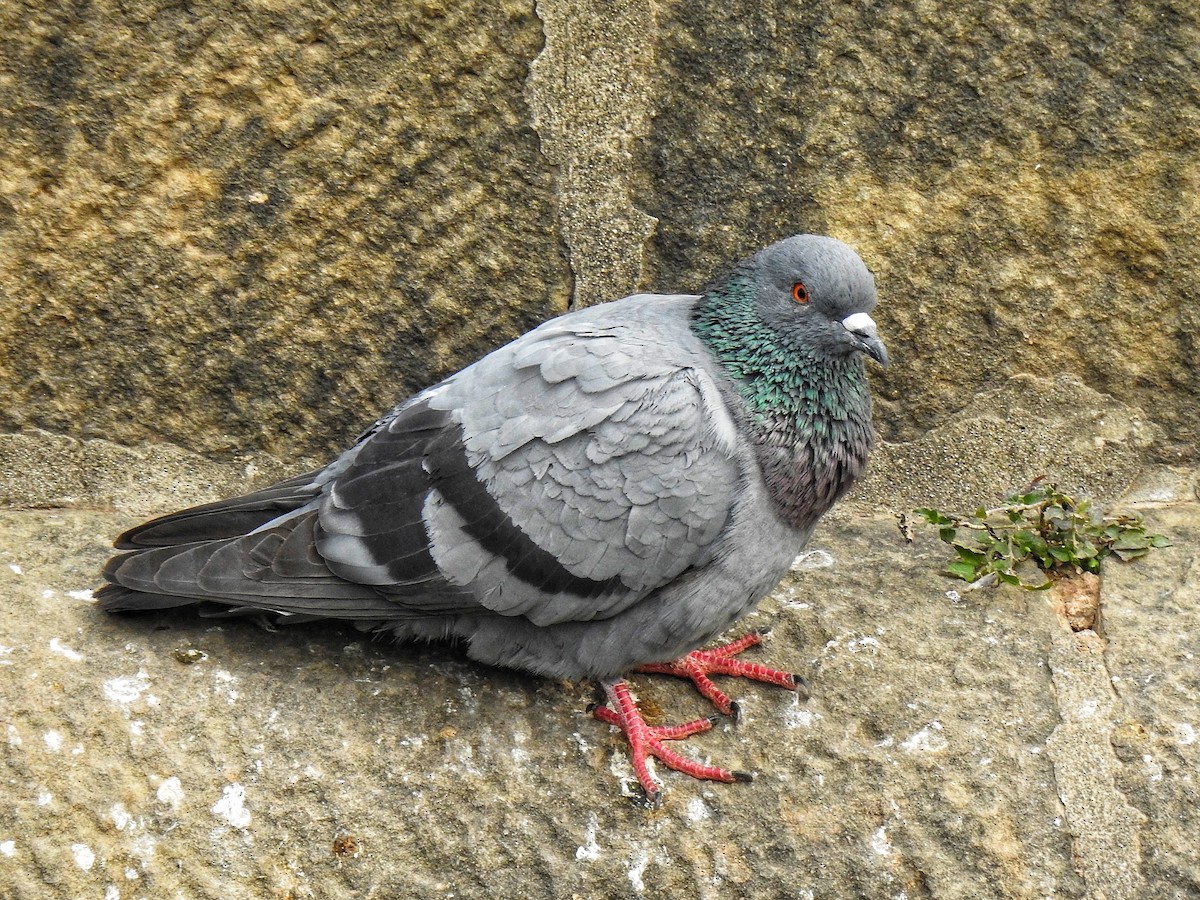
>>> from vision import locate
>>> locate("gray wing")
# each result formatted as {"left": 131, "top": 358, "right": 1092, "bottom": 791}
{"left": 316, "top": 293, "right": 744, "bottom": 626}
{"left": 101, "top": 294, "right": 745, "bottom": 630}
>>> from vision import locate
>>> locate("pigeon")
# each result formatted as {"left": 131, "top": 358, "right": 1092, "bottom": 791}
{"left": 98, "top": 233, "right": 887, "bottom": 805}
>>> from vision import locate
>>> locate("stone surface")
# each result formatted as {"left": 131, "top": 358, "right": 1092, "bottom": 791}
{"left": 526, "top": 0, "right": 659, "bottom": 309}
{"left": 1102, "top": 502, "right": 1200, "bottom": 893}
{"left": 0, "top": 0, "right": 568, "bottom": 460}
{"left": 0, "top": 430, "right": 300, "bottom": 514}
{"left": 856, "top": 372, "right": 1166, "bottom": 514}
{"left": 1, "top": 472, "right": 1196, "bottom": 898}
{"left": 638, "top": 0, "right": 1200, "bottom": 452}
{"left": 2, "top": 0, "right": 1198, "bottom": 464}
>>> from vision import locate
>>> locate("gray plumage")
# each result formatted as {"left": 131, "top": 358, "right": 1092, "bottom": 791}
{"left": 98, "top": 234, "right": 887, "bottom": 682}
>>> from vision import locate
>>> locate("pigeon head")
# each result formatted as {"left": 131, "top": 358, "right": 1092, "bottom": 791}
{"left": 691, "top": 234, "right": 885, "bottom": 530}
{"left": 745, "top": 235, "right": 888, "bottom": 367}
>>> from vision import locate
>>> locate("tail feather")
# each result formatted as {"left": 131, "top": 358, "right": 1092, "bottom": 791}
{"left": 99, "top": 510, "right": 476, "bottom": 622}
{"left": 94, "top": 583, "right": 205, "bottom": 612}
{"left": 114, "top": 469, "right": 324, "bottom": 549}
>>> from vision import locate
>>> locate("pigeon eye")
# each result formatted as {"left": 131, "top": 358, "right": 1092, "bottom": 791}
{"left": 791, "top": 282, "right": 810, "bottom": 304}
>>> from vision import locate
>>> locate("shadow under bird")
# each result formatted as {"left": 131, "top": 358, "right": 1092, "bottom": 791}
{"left": 98, "top": 233, "right": 888, "bottom": 805}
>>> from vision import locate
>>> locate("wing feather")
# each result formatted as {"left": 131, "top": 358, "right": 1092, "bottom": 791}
{"left": 102, "top": 293, "right": 748, "bottom": 636}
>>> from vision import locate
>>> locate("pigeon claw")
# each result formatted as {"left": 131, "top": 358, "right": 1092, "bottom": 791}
{"left": 595, "top": 680, "right": 745, "bottom": 803}
{"left": 793, "top": 674, "right": 812, "bottom": 701}
{"left": 634, "top": 630, "right": 802, "bottom": 717}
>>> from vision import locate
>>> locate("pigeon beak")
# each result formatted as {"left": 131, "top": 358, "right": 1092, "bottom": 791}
{"left": 840, "top": 312, "right": 889, "bottom": 367}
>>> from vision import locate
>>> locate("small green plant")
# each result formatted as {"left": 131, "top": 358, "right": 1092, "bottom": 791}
{"left": 906, "top": 481, "right": 1170, "bottom": 590}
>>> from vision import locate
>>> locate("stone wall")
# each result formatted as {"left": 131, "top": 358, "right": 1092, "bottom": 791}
{"left": 3, "top": 0, "right": 1196, "bottom": 481}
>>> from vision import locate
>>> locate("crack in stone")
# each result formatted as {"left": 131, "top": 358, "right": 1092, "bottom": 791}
{"left": 1045, "top": 620, "right": 1146, "bottom": 899}
{"left": 525, "top": 0, "right": 660, "bottom": 309}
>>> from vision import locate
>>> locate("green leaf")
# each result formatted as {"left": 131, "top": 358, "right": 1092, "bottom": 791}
{"left": 1013, "top": 529, "right": 1048, "bottom": 558}
{"left": 1112, "top": 532, "right": 1151, "bottom": 551}
{"left": 953, "top": 545, "right": 987, "bottom": 565}
{"left": 946, "top": 560, "right": 981, "bottom": 582}
{"left": 912, "top": 488, "right": 1167, "bottom": 588}
{"left": 1112, "top": 548, "right": 1147, "bottom": 561}
{"left": 914, "top": 508, "right": 952, "bottom": 525}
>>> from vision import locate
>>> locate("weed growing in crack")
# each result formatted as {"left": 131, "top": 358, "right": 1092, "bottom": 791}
{"left": 901, "top": 480, "right": 1170, "bottom": 590}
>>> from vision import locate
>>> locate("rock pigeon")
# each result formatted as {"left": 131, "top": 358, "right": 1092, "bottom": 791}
{"left": 98, "top": 234, "right": 887, "bottom": 805}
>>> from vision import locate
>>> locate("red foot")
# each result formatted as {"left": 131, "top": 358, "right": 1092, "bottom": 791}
{"left": 593, "top": 680, "right": 750, "bottom": 806}
{"left": 635, "top": 629, "right": 806, "bottom": 717}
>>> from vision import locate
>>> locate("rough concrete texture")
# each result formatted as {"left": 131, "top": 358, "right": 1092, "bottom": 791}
{"left": 0, "top": 430, "right": 303, "bottom": 514}
{"left": 1, "top": 0, "right": 568, "bottom": 459}
{"left": 856, "top": 373, "right": 1166, "bottom": 513}
{"left": 637, "top": 0, "right": 1200, "bottom": 452}
{"left": 2, "top": 470, "right": 1197, "bottom": 899}
{"left": 2, "top": 0, "right": 1198, "bottom": 462}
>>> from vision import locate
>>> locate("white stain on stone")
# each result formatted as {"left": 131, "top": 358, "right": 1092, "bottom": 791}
{"left": 0, "top": 645, "right": 14, "bottom": 665}
{"left": 43, "top": 730, "right": 63, "bottom": 752}
{"left": 7, "top": 563, "right": 22, "bottom": 575}
{"left": 36, "top": 791, "right": 53, "bottom": 806}
{"left": 784, "top": 697, "right": 822, "bottom": 730}
{"left": 0, "top": 840, "right": 15, "bottom": 857}
{"left": 791, "top": 549, "right": 835, "bottom": 570}
{"left": 108, "top": 802, "right": 157, "bottom": 862}
{"left": 608, "top": 749, "right": 643, "bottom": 800}
{"left": 900, "top": 721, "right": 948, "bottom": 753}
{"left": 627, "top": 847, "right": 650, "bottom": 893}
{"left": 212, "top": 783, "right": 251, "bottom": 828}
{"left": 111, "top": 803, "right": 134, "bottom": 832}
{"left": 510, "top": 727, "right": 530, "bottom": 767}
{"left": 212, "top": 669, "right": 240, "bottom": 704}
{"left": 49, "top": 638, "right": 84, "bottom": 662}
{"left": 1143, "top": 754, "right": 1164, "bottom": 782}
{"left": 71, "top": 843, "right": 95, "bottom": 871}
{"left": 156, "top": 776, "right": 185, "bottom": 809}
{"left": 686, "top": 796, "right": 712, "bottom": 822}
{"left": 68, "top": 589, "right": 94, "bottom": 602}
{"left": 575, "top": 814, "right": 601, "bottom": 861}
{"left": 7, "top": 724, "right": 21, "bottom": 747}
{"left": 870, "top": 825, "right": 892, "bottom": 856}
{"left": 104, "top": 671, "right": 151, "bottom": 705}
{"left": 127, "top": 833, "right": 157, "bottom": 865}
{"left": 104, "top": 886, "right": 119, "bottom": 900}
{"left": 1174, "top": 723, "right": 1196, "bottom": 745}
{"left": 847, "top": 636, "right": 881, "bottom": 654}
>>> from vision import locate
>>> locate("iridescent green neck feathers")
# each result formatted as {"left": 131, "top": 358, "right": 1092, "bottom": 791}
{"left": 692, "top": 277, "right": 874, "bottom": 529}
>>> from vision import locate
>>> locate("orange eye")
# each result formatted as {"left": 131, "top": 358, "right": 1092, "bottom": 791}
{"left": 792, "top": 282, "right": 810, "bottom": 303}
